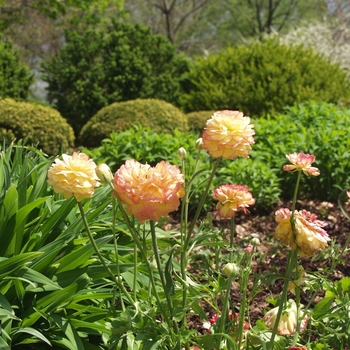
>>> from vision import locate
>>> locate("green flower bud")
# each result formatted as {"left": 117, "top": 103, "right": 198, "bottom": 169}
{"left": 95, "top": 163, "right": 113, "bottom": 184}
{"left": 223, "top": 262, "right": 240, "bottom": 278}
{"left": 178, "top": 147, "right": 187, "bottom": 159}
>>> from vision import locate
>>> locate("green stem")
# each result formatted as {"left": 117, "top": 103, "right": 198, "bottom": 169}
{"left": 229, "top": 216, "right": 235, "bottom": 262}
{"left": 217, "top": 275, "right": 233, "bottom": 348}
{"left": 77, "top": 201, "right": 134, "bottom": 306}
{"left": 111, "top": 198, "right": 125, "bottom": 313}
{"left": 150, "top": 221, "right": 175, "bottom": 318}
{"left": 268, "top": 249, "right": 297, "bottom": 349}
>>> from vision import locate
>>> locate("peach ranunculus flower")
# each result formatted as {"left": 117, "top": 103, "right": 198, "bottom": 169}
{"left": 202, "top": 110, "right": 255, "bottom": 159}
{"left": 212, "top": 184, "right": 255, "bottom": 219}
{"left": 275, "top": 208, "right": 330, "bottom": 257}
{"left": 47, "top": 152, "right": 100, "bottom": 202}
{"left": 113, "top": 159, "right": 185, "bottom": 223}
{"left": 283, "top": 152, "right": 320, "bottom": 176}
{"left": 264, "top": 299, "right": 309, "bottom": 336}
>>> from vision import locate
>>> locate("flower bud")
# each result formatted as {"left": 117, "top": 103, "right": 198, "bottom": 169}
{"left": 195, "top": 138, "right": 203, "bottom": 150}
{"left": 251, "top": 237, "right": 260, "bottom": 246}
{"left": 177, "top": 147, "right": 187, "bottom": 159}
{"left": 95, "top": 163, "right": 113, "bottom": 184}
{"left": 223, "top": 262, "right": 240, "bottom": 278}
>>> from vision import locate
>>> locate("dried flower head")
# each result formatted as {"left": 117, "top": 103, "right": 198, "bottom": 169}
{"left": 47, "top": 152, "right": 100, "bottom": 202}
{"left": 264, "top": 299, "right": 309, "bottom": 336}
{"left": 113, "top": 159, "right": 185, "bottom": 223}
{"left": 213, "top": 184, "right": 255, "bottom": 218}
{"left": 275, "top": 208, "right": 330, "bottom": 257}
{"left": 202, "top": 110, "right": 255, "bottom": 159}
{"left": 283, "top": 152, "right": 320, "bottom": 176}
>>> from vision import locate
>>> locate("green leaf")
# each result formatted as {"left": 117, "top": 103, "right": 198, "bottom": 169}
{"left": 50, "top": 314, "right": 85, "bottom": 350}
{"left": 12, "top": 327, "right": 51, "bottom": 346}
{"left": 0, "top": 252, "right": 43, "bottom": 280}
{"left": 313, "top": 296, "right": 335, "bottom": 318}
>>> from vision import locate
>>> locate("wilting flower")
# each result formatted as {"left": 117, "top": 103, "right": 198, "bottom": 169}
{"left": 95, "top": 163, "right": 113, "bottom": 184}
{"left": 264, "top": 299, "right": 309, "bottom": 336}
{"left": 288, "top": 265, "right": 307, "bottom": 295}
{"left": 113, "top": 159, "right": 185, "bottom": 223}
{"left": 275, "top": 208, "right": 330, "bottom": 257}
{"left": 202, "top": 110, "right": 255, "bottom": 159}
{"left": 213, "top": 184, "right": 255, "bottom": 218}
{"left": 47, "top": 152, "right": 100, "bottom": 202}
{"left": 283, "top": 152, "right": 320, "bottom": 176}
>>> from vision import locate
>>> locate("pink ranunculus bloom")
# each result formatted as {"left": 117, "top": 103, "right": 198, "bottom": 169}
{"left": 275, "top": 208, "right": 330, "bottom": 257}
{"left": 264, "top": 299, "right": 309, "bottom": 336}
{"left": 113, "top": 159, "right": 185, "bottom": 223}
{"left": 347, "top": 190, "right": 350, "bottom": 198}
{"left": 212, "top": 184, "right": 255, "bottom": 219}
{"left": 283, "top": 152, "right": 320, "bottom": 176}
{"left": 202, "top": 110, "right": 255, "bottom": 159}
{"left": 47, "top": 152, "right": 100, "bottom": 202}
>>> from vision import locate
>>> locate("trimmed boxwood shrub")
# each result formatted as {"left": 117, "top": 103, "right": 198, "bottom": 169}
{"left": 0, "top": 98, "right": 75, "bottom": 155}
{"left": 0, "top": 40, "right": 33, "bottom": 100}
{"left": 79, "top": 99, "right": 189, "bottom": 148}
{"left": 180, "top": 38, "right": 350, "bottom": 117}
{"left": 186, "top": 110, "right": 216, "bottom": 133}
{"left": 42, "top": 20, "right": 190, "bottom": 134}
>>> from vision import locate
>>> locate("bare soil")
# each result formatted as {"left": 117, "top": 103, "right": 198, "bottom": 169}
{"left": 182, "top": 199, "right": 350, "bottom": 334}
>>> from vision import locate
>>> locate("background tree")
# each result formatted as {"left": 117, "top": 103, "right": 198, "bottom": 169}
{"left": 41, "top": 20, "right": 190, "bottom": 135}
{"left": 0, "top": 40, "right": 33, "bottom": 99}
{"left": 124, "top": 0, "right": 328, "bottom": 55}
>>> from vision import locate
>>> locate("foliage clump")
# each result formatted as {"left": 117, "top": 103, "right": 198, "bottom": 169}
{"left": 0, "top": 98, "right": 75, "bottom": 155}
{"left": 0, "top": 40, "right": 33, "bottom": 100}
{"left": 180, "top": 38, "right": 350, "bottom": 117}
{"left": 186, "top": 110, "right": 216, "bottom": 133}
{"left": 42, "top": 20, "right": 190, "bottom": 134}
{"left": 79, "top": 99, "right": 188, "bottom": 148}
{"left": 254, "top": 100, "right": 350, "bottom": 200}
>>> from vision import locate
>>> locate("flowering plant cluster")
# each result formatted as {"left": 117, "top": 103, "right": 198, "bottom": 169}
{"left": 42, "top": 110, "right": 338, "bottom": 350}
{"left": 1, "top": 105, "right": 344, "bottom": 350}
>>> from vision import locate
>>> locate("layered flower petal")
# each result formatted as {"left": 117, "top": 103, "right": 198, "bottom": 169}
{"left": 275, "top": 208, "right": 330, "bottom": 257}
{"left": 213, "top": 184, "right": 255, "bottom": 218}
{"left": 283, "top": 152, "right": 320, "bottom": 176}
{"left": 114, "top": 159, "right": 185, "bottom": 223}
{"left": 264, "top": 299, "right": 309, "bottom": 336}
{"left": 202, "top": 110, "right": 255, "bottom": 159}
{"left": 47, "top": 152, "right": 100, "bottom": 202}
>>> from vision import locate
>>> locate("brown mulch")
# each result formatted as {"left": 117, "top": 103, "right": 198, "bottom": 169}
{"left": 172, "top": 199, "right": 350, "bottom": 334}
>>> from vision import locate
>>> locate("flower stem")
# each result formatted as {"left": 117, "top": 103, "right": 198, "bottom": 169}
{"left": 229, "top": 216, "right": 235, "bottom": 262}
{"left": 77, "top": 201, "right": 134, "bottom": 306}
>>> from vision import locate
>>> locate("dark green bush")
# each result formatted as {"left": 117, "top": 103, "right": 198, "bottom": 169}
{"left": 79, "top": 99, "right": 189, "bottom": 148}
{"left": 42, "top": 20, "right": 190, "bottom": 134}
{"left": 253, "top": 100, "right": 350, "bottom": 201}
{"left": 186, "top": 110, "right": 216, "bottom": 133}
{"left": 180, "top": 38, "right": 350, "bottom": 117}
{"left": 0, "top": 40, "right": 33, "bottom": 100}
{"left": 0, "top": 98, "right": 75, "bottom": 155}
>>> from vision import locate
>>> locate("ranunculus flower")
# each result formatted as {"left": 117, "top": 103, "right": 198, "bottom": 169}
{"left": 212, "top": 184, "right": 255, "bottom": 218}
{"left": 114, "top": 159, "right": 185, "bottom": 223}
{"left": 202, "top": 110, "right": 255, "bottom": 159}
{"left": 47, "top": 152, "right": 100, "bottom": 202}
{"left": 264, "top": 299, "right": 309, "bottom": 336}
{"left": 275, "top": 208, "right": 330, "bottom": 257}
{"left": 283, "top": 152, "right": 320, "bottom": 176}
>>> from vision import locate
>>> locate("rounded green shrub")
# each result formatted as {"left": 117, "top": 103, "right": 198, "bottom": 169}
{"left": 0, "top": 40, "right": 33, "bottom": 100}
{"left": 79, "top": 99, "right": 189, "bottom": 148}
{"left": 0, "top": 98, "right": 75, "bottom": 155}
{"left": 42, "top": 20, "right": 190, "bottom": 134}
{"left": 186, "top": 110, "right": 216, "bottom": 133}
{"left": 180, "top": 38, "right": 350, "bottom": 117}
